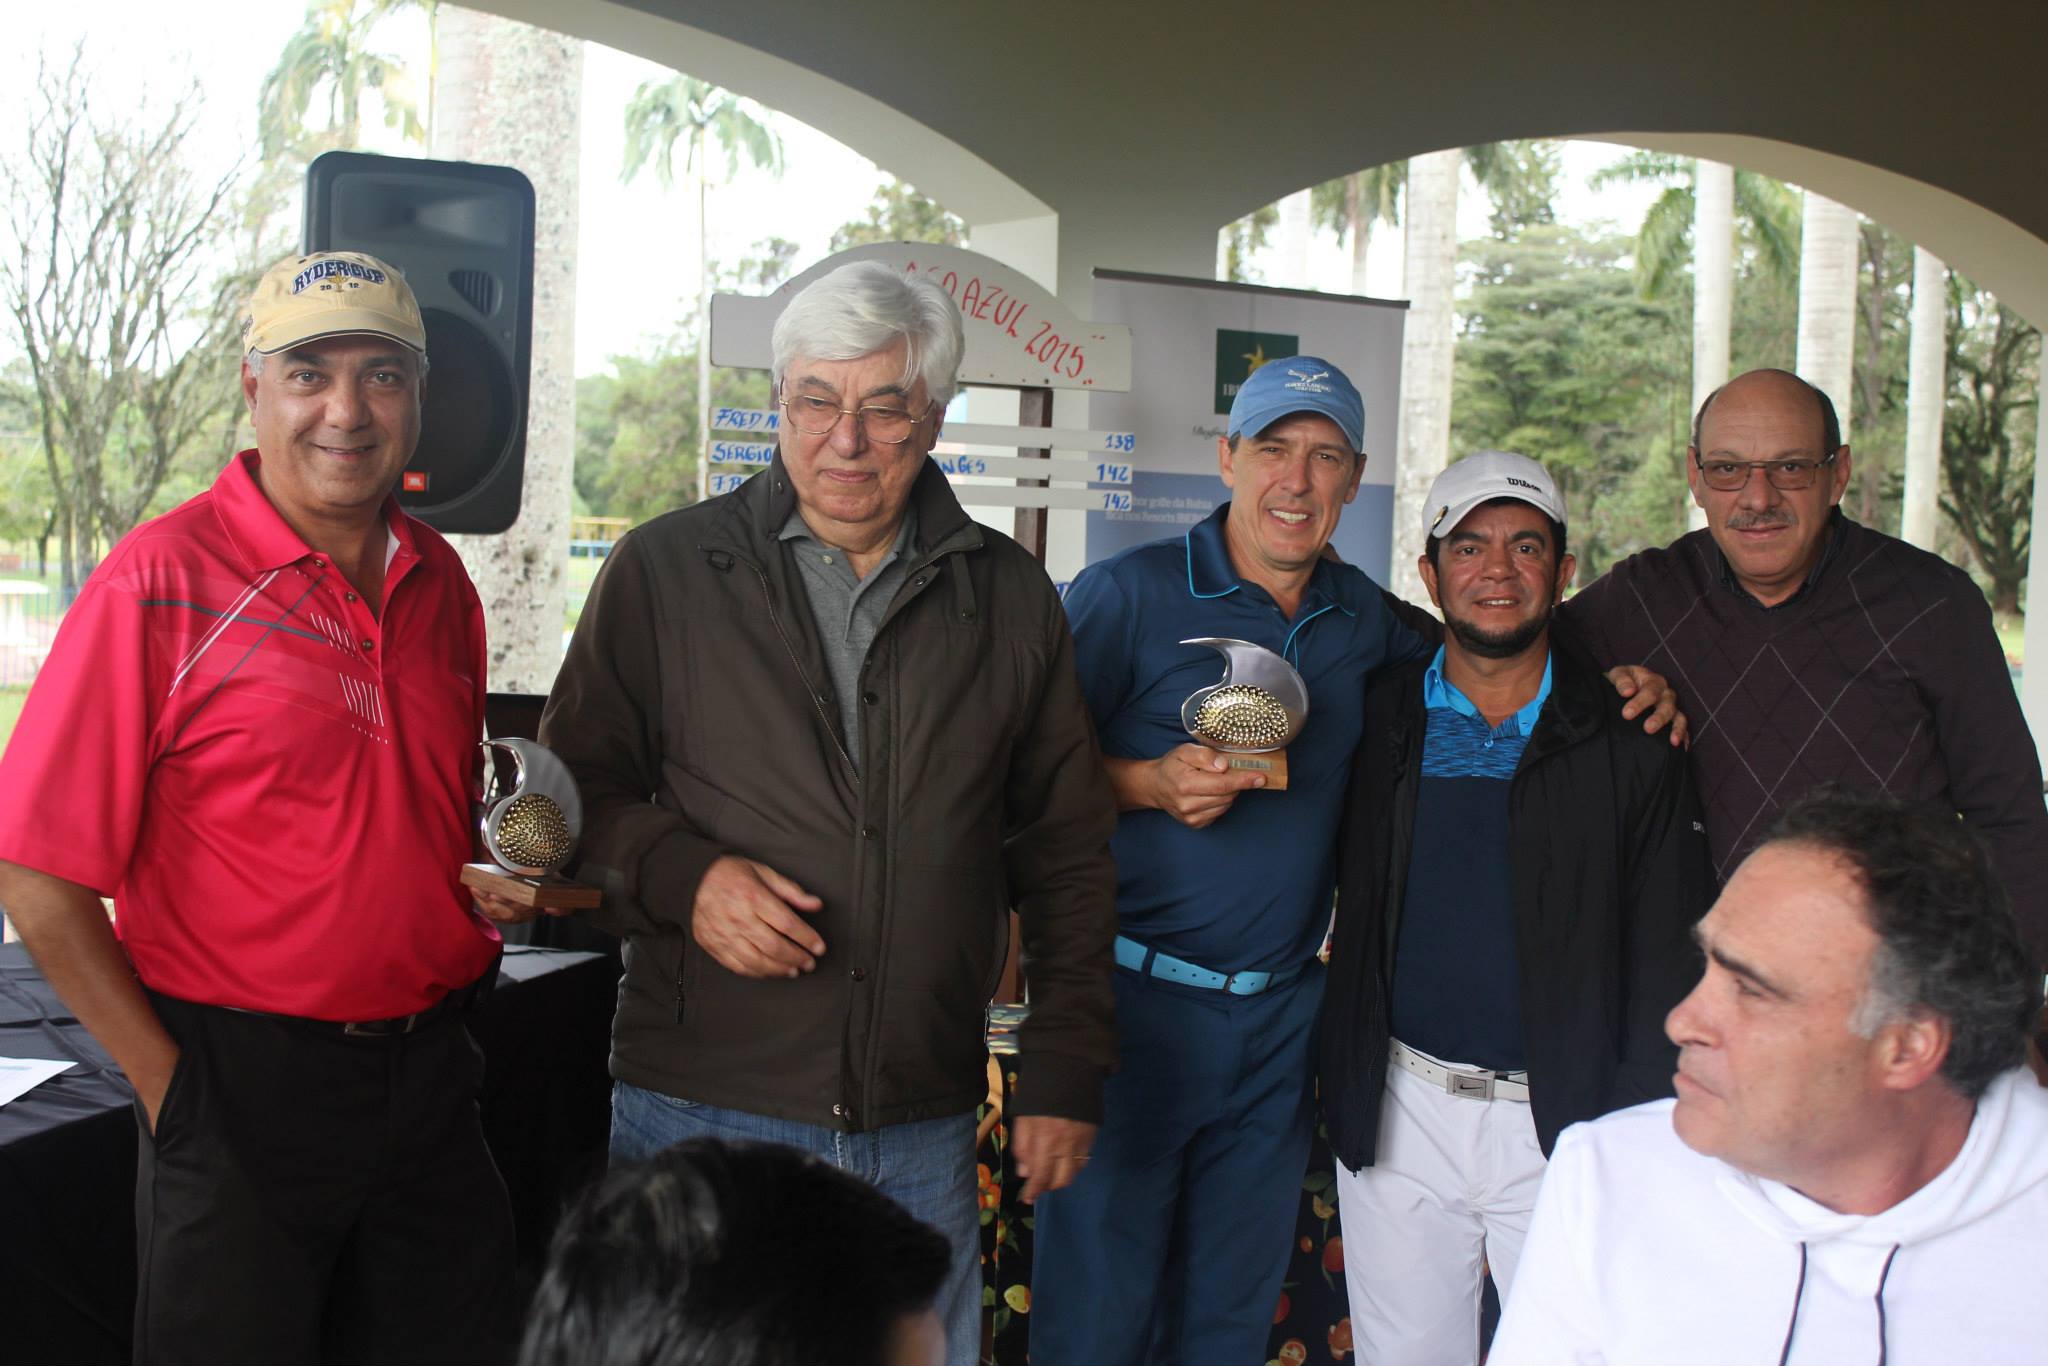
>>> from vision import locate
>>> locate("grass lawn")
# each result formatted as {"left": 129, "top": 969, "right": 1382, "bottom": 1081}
{"left": 0, "top": 688, "right": 25, "bottom": 757}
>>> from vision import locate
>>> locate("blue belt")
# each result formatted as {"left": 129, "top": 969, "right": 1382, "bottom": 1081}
{"left": 1113, "top": 934, "right": 1305, "bottom": 996}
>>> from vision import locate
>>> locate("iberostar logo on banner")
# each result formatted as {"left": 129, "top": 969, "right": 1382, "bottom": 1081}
{"left": 1213, "top": 329, "right": 1299, "bottom": 413}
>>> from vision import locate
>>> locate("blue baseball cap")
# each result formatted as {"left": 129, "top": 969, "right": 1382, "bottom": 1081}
{"left": 1226, "top": 355, "right": 1365, "bottom": 453}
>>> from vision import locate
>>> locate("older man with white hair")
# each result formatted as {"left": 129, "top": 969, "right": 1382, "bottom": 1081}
{"left": 541, "top": 260, "right": 1118, "bottom": 1366}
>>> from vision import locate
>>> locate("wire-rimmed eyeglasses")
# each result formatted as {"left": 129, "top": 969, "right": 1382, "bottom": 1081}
{"left": 779, "top": 395, "right": 935, "bottom": 445}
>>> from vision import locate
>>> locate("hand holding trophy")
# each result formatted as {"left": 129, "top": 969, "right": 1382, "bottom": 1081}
{"left": 460, "top": 738, "right": 603, "bottom": 911}
{"left": 1179, "top": 637, "right": 1309, "bottom": 791}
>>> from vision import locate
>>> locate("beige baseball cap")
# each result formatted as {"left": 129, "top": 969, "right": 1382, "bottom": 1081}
{"left": 243, "top": 250, "right": 426, "bottom": 355}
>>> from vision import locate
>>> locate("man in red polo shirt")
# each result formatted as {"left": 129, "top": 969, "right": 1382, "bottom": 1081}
{"left": 0, "top": 251, "right": 521, "bottom": 1363}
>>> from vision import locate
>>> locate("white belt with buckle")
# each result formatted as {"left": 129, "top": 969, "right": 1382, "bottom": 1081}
{"left": 1391, "top": 1038, "right": 1530, "bottom": 1102}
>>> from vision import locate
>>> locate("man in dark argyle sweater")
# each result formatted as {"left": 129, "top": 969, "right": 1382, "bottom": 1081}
{"left": 1564, "top": 369, "right": 2048, "bottom": 969}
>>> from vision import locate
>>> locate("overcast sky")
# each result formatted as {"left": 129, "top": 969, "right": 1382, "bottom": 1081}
{"left": 8, "top": 3, "right": 1663, "bottom": 376}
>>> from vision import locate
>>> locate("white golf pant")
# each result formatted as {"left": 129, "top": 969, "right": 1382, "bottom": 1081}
{"left": 1334, "top": 1046, "right": 1547, "bottom": 1366}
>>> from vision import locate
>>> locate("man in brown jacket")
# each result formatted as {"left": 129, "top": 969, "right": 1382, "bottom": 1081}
{"left": 540, "top": 260, "right": 1117, "bottom": 1366}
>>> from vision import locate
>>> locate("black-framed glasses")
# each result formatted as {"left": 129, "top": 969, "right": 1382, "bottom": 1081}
{"left": 779, "top": 395, "right": 935, "bottom": 445}
{"left": 1694, "top": 450, "right": 1841, "bottom": 493}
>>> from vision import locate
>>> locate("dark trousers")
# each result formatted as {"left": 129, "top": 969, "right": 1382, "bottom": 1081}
{"left": 134, "top": 992, "right": 517, "bottom": 1366}
{"left": 1030, "top": 962, "right": 1324, "bottom": 1366}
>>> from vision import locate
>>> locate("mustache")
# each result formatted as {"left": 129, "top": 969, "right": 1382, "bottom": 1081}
{"left": 1726, "top": 508, "right": 1795, "bottom": 530}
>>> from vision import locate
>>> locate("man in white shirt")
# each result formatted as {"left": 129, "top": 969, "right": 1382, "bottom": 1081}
{"left": 1492, "top": 787, "right": 2047, "bottom": 1366}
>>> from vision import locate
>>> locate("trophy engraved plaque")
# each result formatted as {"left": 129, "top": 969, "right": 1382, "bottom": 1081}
{"left": 1179, "top": 637, "right": 1309, "bottom": 791}
{"left": 461, "top": 738, "right": 602, "bottom": 911}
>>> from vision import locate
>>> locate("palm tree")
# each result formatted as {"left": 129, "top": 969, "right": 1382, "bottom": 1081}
{"left": 1795, "top": 190, "right": 1859, "bottom": 440}
{"left": 1901, "top": 247, "right": 1948, "bottom": 548}
{"left": 1312, "top": 164, "right": 1403, "bottom": 294}
{"left": 1593, "top": 152, "right": 1799, "bottom": 526}
{"left": 1387, "top": 142, "right": 1556, "bottom": 604}
{"left": 259, "top": 0, "right": 426, "bottom": 163}
{"left": 1390, "top": 147, "right": 1461, "bottom": 605}
{"left": 1592, "top": 152, "right": 1801, "bottom": 304}
{"left": 430, "top": 7, "right": 583, "bottom": 693}
{"left": 620, "top": 76, "right": 784, "bottom": 504}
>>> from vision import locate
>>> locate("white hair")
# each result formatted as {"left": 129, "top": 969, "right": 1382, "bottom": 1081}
{"left": 770, "top": 260, "right": 964, "bottom": 406}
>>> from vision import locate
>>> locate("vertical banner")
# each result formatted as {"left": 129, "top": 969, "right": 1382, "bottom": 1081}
{"left": 1085, "top": 270, "right": 1405, "bottom": 584}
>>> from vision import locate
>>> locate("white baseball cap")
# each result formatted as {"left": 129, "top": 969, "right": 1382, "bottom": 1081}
{"left": 1424, "top": 450, "right": 1567, "bottom": 540}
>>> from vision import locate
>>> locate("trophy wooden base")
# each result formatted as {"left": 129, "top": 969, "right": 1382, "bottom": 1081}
{"left": 1221, "top": 749, "right": 1289, "bottom": 791}
{"left": 462, "top": 863, "right": 603, "bottom": 910}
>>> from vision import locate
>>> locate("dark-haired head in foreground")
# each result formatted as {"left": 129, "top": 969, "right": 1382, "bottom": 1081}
{"left": 1668, "top": 787, "right": 2039, "bottom": 1212}
{"left": 519, "top": 1138, "right": 952, "bottom": 1366}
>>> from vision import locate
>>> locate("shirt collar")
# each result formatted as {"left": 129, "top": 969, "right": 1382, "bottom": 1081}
{"left": 211, "top": 450, "right": 414, "bottom": 574}
{"left": 778, "top": 505, "right": 920, "bottom": 558}
{"left": 1715, "top": 507, "right": 1846, "bottom": 611}
{"left": 1183, "top": 501, "right": 1361, "bottom": 618}
{"left": 1422, "top": 645, "right": 1554, "bottom": 737}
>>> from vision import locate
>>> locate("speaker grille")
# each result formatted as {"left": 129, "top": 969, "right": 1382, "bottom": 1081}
{"left": 449, "top": 268, "right": 501, "bottom": 317}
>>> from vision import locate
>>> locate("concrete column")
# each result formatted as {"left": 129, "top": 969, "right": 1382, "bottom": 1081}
{"left": 2022, "top": 354, "right": 2048, "bottom": 770}
{"left": 1901, "top": 247, "right": 1947, "bottom": 549}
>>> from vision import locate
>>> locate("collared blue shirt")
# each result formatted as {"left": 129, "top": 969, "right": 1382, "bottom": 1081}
{"left": 1420, "top": 647, "right": 1554, "bottom": 770}
{"left": 1392, "top": 647, "right": 1554, "bottom": 1069}
{"left": 1063, "top": 503, "right": 1428, "bottom": 973}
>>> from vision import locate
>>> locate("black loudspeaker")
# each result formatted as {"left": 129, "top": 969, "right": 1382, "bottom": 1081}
{"left": 304, "top": 151, "right": 535, "bottom": 534}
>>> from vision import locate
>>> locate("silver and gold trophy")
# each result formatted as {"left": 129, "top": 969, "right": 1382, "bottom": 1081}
{"left": 1180, "top": 638, "right": 1309, "bottom": 791}
{"left": 460, "top": 738, "right": 602, "bottom": 910}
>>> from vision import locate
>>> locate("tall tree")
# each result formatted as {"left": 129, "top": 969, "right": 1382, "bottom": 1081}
{"left": 829, "top": 179, "right": 963, "bottom": 252}
{"left": 1389, "top": 148, "right": 1461, "bottom": 606}
{"left": 1939, "top": 280, "right": 2036, "bottom": 613}
{"left": 1796, "top": 190, "right": 1860, "bottom": 438}
{"left": 1388, "top": 141, "right": 1555, "bottom": 605}
{"left": 1593, "top": 152, "right": 1799, "bottom": 529}
{"left": 1849, "top": 220, "right": 1913, "bottom": 528}
{"left": 1217, "top": 202, "right": 1279, "bottom": 283}
{"left": 259, "top": 0, "right": 426, "bottom": 161}
{"left": 1454, "top": 224, "right": 1686, "bottom": 574}
{"left": 1591, "top": 153, "right": 1800, "bottom": 302}
{"left": 1, "top": 56, "right": 245, "bottom": 591}
{"left": 432, "top": 9, "right": 582, "bottom": 693}
{"left": 1902, "top": 247, "right": 1948, "bottom": 548}
{"left": 1311, "top": 164, "right": 1402, "bottom": 293}
{"left": 620, "top": 74, "right": 783, "bottom": 506}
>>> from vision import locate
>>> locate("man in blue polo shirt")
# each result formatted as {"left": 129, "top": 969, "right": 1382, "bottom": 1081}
{"left": 1320, "top": 452, "right": 1713, "bottom": 1366}
{"left": 1027, "top": 356, "right": 1429, "bottom": 1364}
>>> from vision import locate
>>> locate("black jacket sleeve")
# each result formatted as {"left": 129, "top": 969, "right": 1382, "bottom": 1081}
{"left": 1002, "top": 586, "right": 1121, "bottom": 1123}
{"left": 1613, "top": 736, "right": 1714, "bottom": 1106}
{"left": 540, "top": 532, "right": 730, "bottom": 941}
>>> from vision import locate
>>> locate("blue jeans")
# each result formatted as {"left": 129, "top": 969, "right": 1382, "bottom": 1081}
{"left": 611, "top": 1080, "right": 982, "bottom": 1366}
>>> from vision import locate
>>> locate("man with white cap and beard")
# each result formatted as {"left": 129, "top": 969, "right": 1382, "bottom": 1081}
{"left": 1321, "top": 450, "right": 1714, "bottom": 1366}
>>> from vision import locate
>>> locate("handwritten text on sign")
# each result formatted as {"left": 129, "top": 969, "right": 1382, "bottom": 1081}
{"left": 709, "top": 441, "right": 777, "bottom": 466}
{"left": 709, "top": 472, "right": 752, "bottom": 495}
{"left": 711, "top": 407, "right": 780, "bottom": 434}
{"left": 904, "top": 260, "right": 1100, "bottom": 386}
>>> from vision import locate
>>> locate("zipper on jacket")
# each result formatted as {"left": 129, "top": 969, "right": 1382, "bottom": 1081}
{"left": 674, "top": 971, "right": 685, "bottom": 1024}
{"left": 749, "top": 560, "right": 857, "bottom": 778}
